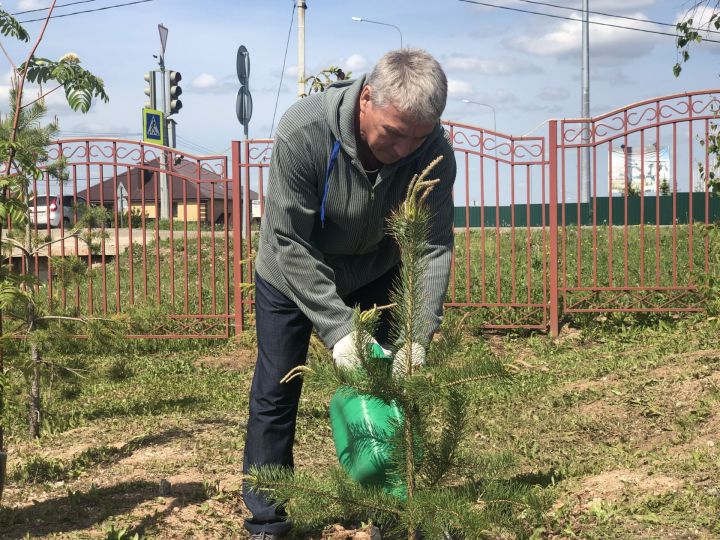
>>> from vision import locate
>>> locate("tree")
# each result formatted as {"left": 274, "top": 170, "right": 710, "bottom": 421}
{"left": 0, "top": 1, "right": 108, "bottom": 500}
{"left": 302, "top": 66, "right": 350, "bottom": 97}
{"left": 675, "top": 2, "right": 720, "bottom": 330}
{"left": 675, "top": 1, "right": 720, "bottom": 195}
{"left": 247, "top": 158, "right": 548, "bottom": 538}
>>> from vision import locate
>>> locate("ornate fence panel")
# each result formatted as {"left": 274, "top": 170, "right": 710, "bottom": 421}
{"left": 444, "top": 121, "right": 551, "bottom": 330}
{"left": 234, "top": 125, "right": 552, "bottom": 332}
{"left": 555, "top": 90, "right": 719, "bottom": 327}
{"left": 22, "top": 138, "right": 237, "bottom": 338}
{"left": 232, "top": 139, "right": 271, "bottom": 334}
{"left": 13, "top": 90, "right": 716, "bottom": 339}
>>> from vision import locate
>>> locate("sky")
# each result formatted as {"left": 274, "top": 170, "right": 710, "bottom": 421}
{"left": 0, "top": 0, "right": 719, "bottom": 160}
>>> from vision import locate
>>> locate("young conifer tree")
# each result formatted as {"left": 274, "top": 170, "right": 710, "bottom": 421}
{"left": 0, "top": 3, "right": 109, "bottom": 460}
{"left": 248, "top": 158, "right": 548, "bottom": 539}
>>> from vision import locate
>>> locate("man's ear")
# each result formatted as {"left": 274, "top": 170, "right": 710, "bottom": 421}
{"left": 359, "top": 85, "right": 372, "bottom": 113}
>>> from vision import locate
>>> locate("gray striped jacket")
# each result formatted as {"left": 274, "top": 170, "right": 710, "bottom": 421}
{"left": 255, "top": 75, "right": 456, "bottom": 348}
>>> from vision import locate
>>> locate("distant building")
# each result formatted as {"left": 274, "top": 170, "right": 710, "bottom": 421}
{"left": 78, "top": 157, "right": 258, "bottom": 225}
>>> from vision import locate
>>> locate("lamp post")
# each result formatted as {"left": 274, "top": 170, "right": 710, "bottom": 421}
{"left": 462, "top": 99, "right": 497, "bottom": 160}
{"left": 351, "top": 16, "right": 403, "bottom": 48}
{"left": 461, "top": 99, "right": 496, "bottom": 134}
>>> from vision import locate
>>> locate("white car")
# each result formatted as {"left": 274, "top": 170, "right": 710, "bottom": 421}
{"left": 28, "top": 195, "right": 88, "bottom": 228}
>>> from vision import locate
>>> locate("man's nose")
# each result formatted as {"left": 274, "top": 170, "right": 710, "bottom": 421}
{"left": 394, "top": 140, "right": 414, "bottom": 158}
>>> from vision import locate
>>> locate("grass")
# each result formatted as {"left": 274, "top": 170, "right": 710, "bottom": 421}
{"left": 16, "top": 223, "right": 715, "bottom": 338}
{"left": 1, "top": 221, "right": 718, "bottom": 537}
{"left": 1, "top": 313, "right": 719, "bottom": 538}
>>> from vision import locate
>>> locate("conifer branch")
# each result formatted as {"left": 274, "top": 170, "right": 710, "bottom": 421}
{"left": 439, "top": 374, "right": 495, "bottom": 388}
{"left": 249, "top": 477, "right": 402, "bottom": 516}
{"left": 280, "top": 365, "right": 313, "bottom": 384}
{"left": 32, "top": 231, "right": 82, "bottom": 253}
{"left": 475, "top": 497, "right": 533, "bottom": 511}
{"left": 34, "top": 315, "right": 113, "bottom": 323}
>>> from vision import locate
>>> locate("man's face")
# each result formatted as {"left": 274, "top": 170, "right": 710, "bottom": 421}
{"left": 358, "top": 85, "right": 436, "bottom": 165}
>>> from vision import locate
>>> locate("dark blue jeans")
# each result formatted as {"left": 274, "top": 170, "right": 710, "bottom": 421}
{"left": 242, "top": 267, "right": 397, "bottom": 536}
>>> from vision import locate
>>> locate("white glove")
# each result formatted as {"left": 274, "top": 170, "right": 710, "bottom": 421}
{"left": 393, "top": 342, "right": 426, "bottom": 377}
{"left": 333, "top": 331, "right": 390, "bottom": 370}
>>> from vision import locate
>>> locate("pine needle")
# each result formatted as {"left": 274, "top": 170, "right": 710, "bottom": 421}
{"left": 280, "top": 365, "right": 313, "bottom": 384}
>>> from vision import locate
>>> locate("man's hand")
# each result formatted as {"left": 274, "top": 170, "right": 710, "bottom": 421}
{"left": 393, "top": 342, "right": 426, "bottom": 377}
{"left": 333, "top": 331, "right": 390, "bottom": 370}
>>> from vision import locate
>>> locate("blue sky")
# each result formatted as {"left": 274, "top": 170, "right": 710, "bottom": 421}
{"left": 1, "top": 0, "right": 719, "bottom": 158}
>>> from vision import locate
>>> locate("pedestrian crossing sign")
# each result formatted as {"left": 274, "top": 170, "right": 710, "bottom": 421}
{"left": 143, "top": 108, "right": 166, "bottom": 145}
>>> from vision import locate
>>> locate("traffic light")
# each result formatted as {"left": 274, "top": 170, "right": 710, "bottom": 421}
{"left": 144, "top": 71, "right": 156, "bottom": 109}
{"left": 168, "top": 70, "right": 182, "bottom": 115}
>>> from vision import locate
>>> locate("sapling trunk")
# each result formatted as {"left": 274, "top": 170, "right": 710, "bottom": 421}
{"left": 28, "top": 303, "right": 41, "bottom": 438}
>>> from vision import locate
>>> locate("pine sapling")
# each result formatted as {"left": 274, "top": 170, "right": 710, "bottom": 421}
{"left": 248, "top": 157, "right": 548, "bottom": 538}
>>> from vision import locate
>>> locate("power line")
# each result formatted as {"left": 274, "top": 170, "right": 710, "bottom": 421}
{"left": 269, "top": 2, "right": 296, "bottom": 139}
{"left": 458, "top": 0, "right": 720, "bottom": 44}
{"left": 513, "top": 0, "right": 720, "bottom": 36}
{"left": 18, "top": 0, "right": 154, "bottom": 24}
{"left": 176, "top": 135, "right": 221, "bottom": 156}
{"left": 12, "top": 0, "right": 102, "bottom": 16}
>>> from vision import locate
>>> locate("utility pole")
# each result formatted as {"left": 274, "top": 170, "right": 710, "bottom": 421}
{"left": 297, "top": 0, "right": 306, "bottom": 99}
{"left": 580, "top": 0, "right": 591, "bottom": 209}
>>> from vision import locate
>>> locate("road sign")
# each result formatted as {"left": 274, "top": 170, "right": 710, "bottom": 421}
{"left": 158, "top": 24, "right": 168, "bottom": 56}
{"left": 143, "top": 107, "right": 167, "bottom": 145}
{"left": 236, "top": 86, "right": 252, "bottom": 135}
{"left": 237, "top": 45, "right": 250, "bottom": 86}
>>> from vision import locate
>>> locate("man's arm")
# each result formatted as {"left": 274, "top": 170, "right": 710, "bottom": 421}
{"left": 415, "top": 135, "right": 456, "bottom": 344}
{"left": 261, "top": 136, "right": 354, "bottom": 347}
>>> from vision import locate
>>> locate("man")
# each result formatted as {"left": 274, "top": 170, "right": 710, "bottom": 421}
{"left": 243, "top": 48, "right": 456, "bottom": 539}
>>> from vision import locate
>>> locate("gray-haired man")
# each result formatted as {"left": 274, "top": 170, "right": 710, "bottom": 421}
{"left": 243, "top": 48, "right": 456, "bottom": 539}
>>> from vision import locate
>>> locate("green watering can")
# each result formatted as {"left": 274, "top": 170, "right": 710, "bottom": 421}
{"left": 329, "top": 343, "right": 410, "bottom": 499}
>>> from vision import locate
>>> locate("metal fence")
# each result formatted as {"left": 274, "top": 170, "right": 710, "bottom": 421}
{"left": 15, "top": 139, "right": 237, "bottom": 338}
{"left": 10, "top": 90, "right": 718, "bottom": 338}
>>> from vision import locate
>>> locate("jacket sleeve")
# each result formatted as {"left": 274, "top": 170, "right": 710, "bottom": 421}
{"left": 416, "top": 133, "right": 456, "bottom": 344}
{"left": 262, "top": 135, "right": 354, "bottom": 347}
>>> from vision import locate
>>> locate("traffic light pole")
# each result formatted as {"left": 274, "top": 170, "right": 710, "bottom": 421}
{"left": 158, "top": 54, "right": 170, "bottom": 220}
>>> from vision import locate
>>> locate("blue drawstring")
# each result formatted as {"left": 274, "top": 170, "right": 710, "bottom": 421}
{"left": 320, "top": 140, "right": 341, "bottom": 229}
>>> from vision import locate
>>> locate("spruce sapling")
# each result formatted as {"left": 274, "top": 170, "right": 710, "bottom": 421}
{"left": 249, "top": 157, "right": 549, "bottom": 538}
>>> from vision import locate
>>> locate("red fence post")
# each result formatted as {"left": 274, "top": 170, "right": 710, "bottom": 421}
{"left": 549, "top": 120, "right": 560, "bottom": 336}
{"left": 231, "top": 141, "right": 244, "bottom": 335}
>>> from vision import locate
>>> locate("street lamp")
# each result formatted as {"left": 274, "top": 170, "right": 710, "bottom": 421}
{"left": 351, "top": 16, "right": 403, "bottom": 48}
{"left": 461, "top": 99, "right": 496, "bottom": 134}
{"left": 462, "top": 99, "right": 497, "bottom": 159}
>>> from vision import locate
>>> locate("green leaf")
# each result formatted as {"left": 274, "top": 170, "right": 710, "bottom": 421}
{"left": 19, "top": 57, "right": 109, "bottom": 113}
{"left": 66, "top": 87, "right": 92, "bottom": 113}
{"left": 0, "top": 9, "right": 29, "bottom": 42}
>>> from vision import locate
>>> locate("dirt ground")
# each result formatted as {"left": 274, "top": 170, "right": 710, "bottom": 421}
{"left": 1, "top": 334, "right": 719, "bottom": 539}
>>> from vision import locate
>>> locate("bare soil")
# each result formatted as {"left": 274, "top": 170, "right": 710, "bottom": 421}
{"left": 1, "top": 336, "right": 719, "bottom": 539}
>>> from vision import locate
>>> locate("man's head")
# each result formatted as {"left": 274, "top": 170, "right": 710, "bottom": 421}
{"left": 358, "top": 48, "right": 448, "bottom": 165}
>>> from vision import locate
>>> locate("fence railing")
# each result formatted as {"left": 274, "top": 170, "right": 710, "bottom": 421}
{"left": 6, "top": 90, "right": 717, "bottom": 338}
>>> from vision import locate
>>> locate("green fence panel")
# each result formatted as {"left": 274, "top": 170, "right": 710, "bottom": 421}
{"left": 455, "top": 193, "right": 720, "bottom": 228}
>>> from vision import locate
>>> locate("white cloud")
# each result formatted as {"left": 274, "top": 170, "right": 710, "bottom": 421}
{"left": 444, "top": 55, "right": 542, "bottom": 75}
{"left": 464, "top": 0, "right": 655, "bottom": 14}
{"left": 536, "top": 87, "right": 570, "bottom": 102}
{"left": 591, "top": 0, "right": 656, "bottom": 10}
{"left": 66, "top": 122, "right": 135, "bottom": 136}
{"left": 343, "top": 54, "right": 367, "bottom": 72}
{"left": 448, "top": 79, "right": 473, "bottom": 96}
{"left": 187, "top": 74, "right": 236, "bottom": 94}
{"left": 462, "top": 89, "right": 519, "bottom": 107}
{"left": 285, "top": 65, "right": 299, "bottom": 77}
{"left": 505, "top": 13, "right": 661, "bottom": 63}
{"left": 17, "top": 0, "right": 51, "bottom": 9}
{"left": 191, "top": 73, "right": 218, "bottom": 90}
{"left": 0, "top": 81, "right": 69, "bottom": 114}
